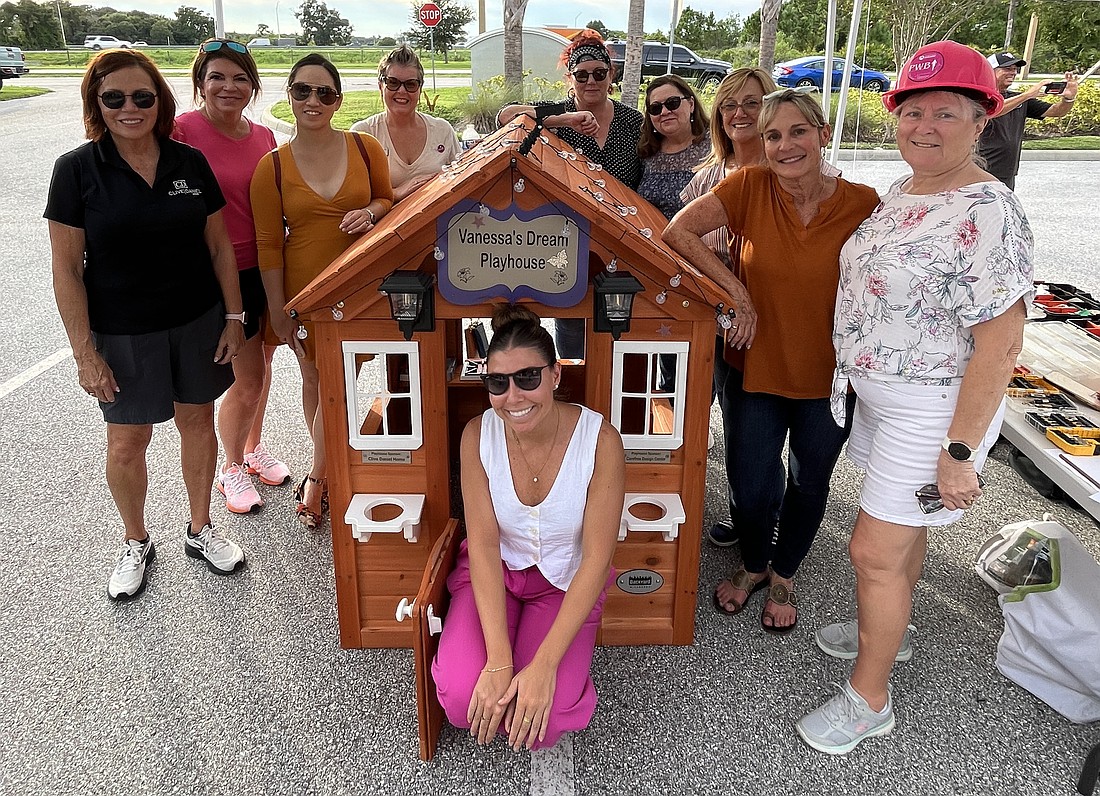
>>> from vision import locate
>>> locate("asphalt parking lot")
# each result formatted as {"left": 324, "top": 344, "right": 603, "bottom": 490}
{"left": 0, "top": 78, "right": 1097, "bottom": 796}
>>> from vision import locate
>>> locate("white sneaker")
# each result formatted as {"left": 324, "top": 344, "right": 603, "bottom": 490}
{"left": 796, "top": 680, "right": 895, "bottom": 755}
{"left": 815, "top": 619, "right": 914, "bottom": 662}
{"left": 243, "top": 443, "right": 291, "bottom": 486}
{"left": 184, "top": 522, "right": 245, "bottom": 574}
{"left": 216, "top": 463, "right": 263, "bottom": 514}
{"left": 107, "top": 537, "right": 155, "bottom": 601}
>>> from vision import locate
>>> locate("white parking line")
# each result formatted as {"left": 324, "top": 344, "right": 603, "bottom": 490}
{"left": 529, "top": 732, "right": 574, "bottom": 795}
{"left": 0, "top": 347, "right": 72, "bottom": 400}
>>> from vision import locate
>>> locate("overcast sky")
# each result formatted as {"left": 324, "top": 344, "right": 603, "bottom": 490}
{"left": 88, "top": 0, "right": 762, "bottom": 40}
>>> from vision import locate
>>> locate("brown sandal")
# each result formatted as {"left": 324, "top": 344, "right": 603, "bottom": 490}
{"left": 713, "top": 568, "right": 769, "bottom": 615}
{"left": 761, "top": 581, "right": 798, "bottom": 635}
{"left": 295, "top": 475, "right": 327, "bottom": 530}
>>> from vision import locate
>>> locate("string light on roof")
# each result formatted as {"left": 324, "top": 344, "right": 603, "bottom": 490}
{"left": 606, "top": 257, "right": 618, "bottom": 272}
{"left": 434, "top": 246, "right": 445, "bottom": 261}
{"left": 670, "top": 273, "right": 682, "bottom": 288}
{"left": 514, "top": 178, "right": 525, "bottom": 192}
{"left": 332, "top": 301, "right": 345, "bottom": 321}
{"left": 640, "top": 228, "right": 652, "bottom": 238}
{"left": 655, "top": 291, "right": 668, "bottom": 305}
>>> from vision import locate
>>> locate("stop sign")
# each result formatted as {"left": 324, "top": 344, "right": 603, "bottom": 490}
{"left": 418, "top": 2, "right": 442, "bottom": 27}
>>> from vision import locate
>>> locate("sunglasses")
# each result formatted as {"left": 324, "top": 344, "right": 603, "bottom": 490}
{"left": 572, "top": 67, "right": 609, "bottom": 83}
{"left": 201, "top": 40, "right": 248, "bottom": 54}
{"left": 763, "top": 85, "right": 820, "bottom": 101}
{"left": 647, "top": 95, "right": 689, "bottom": 116}
{"left": 480, "top": 365, "right": 549, "bottom": 395}
{"left": 98, "top": 90, "right": 157, "bottom": 110}
{"left": 720, "top": 99, "right": 762, "bottom": 115}
{"left": 382, "top": 76, "right": 422, "bottom": 92}
{"left": 288, "top": 82, "right": 340, "bottom": 105}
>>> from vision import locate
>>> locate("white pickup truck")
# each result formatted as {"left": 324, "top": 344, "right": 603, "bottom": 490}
{"left": 0, "top": 45, "right": 30, "bottom": 89}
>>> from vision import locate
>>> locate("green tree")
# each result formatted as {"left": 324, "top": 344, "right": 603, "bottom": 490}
{"left": 295, "top": 0, "right": 353, "bottom": 45}
{"left": 404, "top": 0, "right": 474, "bottom": 62}
{"left": 173, "top": 5, "right": 213, "bottom": 45}
{"left": 377, "top": 35, "right": 397, "bottom": 46}
{"left": 255, "top": 22, "right": 271, "bottom": 37}
{"left": 585, "top": 19, "right": 611, "bottom": 39}
{"left": 674, "top": 8, "right": 741, "bottom": 52}
{"left": 0, "top": 0, "right": 63, "bottom": 49}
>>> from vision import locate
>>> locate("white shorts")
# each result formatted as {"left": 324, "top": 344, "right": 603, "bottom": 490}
{"left": 846, "top": 378, "right": 1005, "bottom": 527}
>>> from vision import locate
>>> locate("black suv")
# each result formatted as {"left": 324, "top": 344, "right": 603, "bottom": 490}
{"left": 606, "top": 41, "right": 731, "bottom": 90}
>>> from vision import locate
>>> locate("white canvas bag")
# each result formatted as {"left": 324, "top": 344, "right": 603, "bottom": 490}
{"left": 977, "top": 516, "right": 1100, "bottom": 724}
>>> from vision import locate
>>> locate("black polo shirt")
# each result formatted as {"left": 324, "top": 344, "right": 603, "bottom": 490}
{"left": 44, "top": 135, "right": 226, "bottom": 335}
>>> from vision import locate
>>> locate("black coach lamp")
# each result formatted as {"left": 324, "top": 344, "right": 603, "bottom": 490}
{"left": 593, "top": 271, "right": 645, "bottom": 340}
{"left": 379, "top": 270, "right": 435, "bottom": 340}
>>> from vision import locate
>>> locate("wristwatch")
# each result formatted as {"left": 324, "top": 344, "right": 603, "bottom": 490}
{"left": 941, "top": 437, "right": 977, "bottom": 462}
{"left": 225, "top": 311, "right": 247, "bottom": 324}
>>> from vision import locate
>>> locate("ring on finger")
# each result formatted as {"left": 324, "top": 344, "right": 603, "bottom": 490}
{"left": 522, "top": 717, "right": 532, "bottom": 724}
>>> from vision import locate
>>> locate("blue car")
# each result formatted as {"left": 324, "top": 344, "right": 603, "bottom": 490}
{"left": 773, "top": 56, "right": 891, "bottom": 92}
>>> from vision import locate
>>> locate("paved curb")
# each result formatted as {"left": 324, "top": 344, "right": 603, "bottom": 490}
{"left": 840, "top": 148, "right": 1100, "bottom": 161}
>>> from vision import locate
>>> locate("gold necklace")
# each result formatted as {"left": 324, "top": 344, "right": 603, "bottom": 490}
{"left": 510, "top": 407, "right": 561, "bottom": 484}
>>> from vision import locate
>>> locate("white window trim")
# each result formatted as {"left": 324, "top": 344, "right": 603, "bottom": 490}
{"left": 610, "top": 340, "right": 689, "bottom": 450}
{"left": 342, "top": 340, "right": 423, "bottom": 451}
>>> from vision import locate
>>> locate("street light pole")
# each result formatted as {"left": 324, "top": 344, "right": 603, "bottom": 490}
{"left": 275, "top": 0, "right": 281, "bottom": 38}
{"left": 55, "top": 1, "right": 70, "bottom": 65}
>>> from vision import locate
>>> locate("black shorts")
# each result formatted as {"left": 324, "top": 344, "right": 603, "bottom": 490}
{"left": 94, "top": 303, "right": 236, "bottom": 425}
{"left": 239, "top": 266, "right": 268, "bottom": 340}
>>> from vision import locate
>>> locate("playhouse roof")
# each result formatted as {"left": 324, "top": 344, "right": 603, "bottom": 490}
{"left": 288, "top": 115, "right": 734, "bottom": 320}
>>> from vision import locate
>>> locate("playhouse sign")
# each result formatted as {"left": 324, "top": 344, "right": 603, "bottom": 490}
{"left": 437, "top": 200, "right": 591, "bottom": 307}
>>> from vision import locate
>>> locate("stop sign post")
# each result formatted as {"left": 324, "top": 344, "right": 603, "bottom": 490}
{"left": 419, "top": 3, "right": 441, "bottom": 91}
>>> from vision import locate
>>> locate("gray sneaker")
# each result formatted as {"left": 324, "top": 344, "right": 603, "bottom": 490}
{"left": 107, "top": 537, "right": 155, "bottom": 601}
{"left": 815, "top": 620, "right": 914, "bottom": 662}
{"left": 796, "top": 680, "right": 895, "bottom": 755}
{"left": 184, "top": 522, "right": 245, "bottom": 574}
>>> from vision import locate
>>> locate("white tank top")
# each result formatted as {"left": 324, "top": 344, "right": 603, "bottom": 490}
{"left": 479, "top": 404, "right": 602, "bottom": 590}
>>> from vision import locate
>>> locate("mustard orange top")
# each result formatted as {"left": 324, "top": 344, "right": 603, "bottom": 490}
{"left": 251, "top": 132, "right": 394, "bottom": 301}
{"left": 713, "top": 165, "right": 879, "bottom": 399}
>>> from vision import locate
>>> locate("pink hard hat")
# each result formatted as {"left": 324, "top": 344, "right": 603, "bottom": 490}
{"left": 882, "top": 40, "right": 1003, "bottom": 116}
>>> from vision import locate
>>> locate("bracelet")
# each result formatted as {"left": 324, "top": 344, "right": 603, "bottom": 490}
{"left": 1062, "top": 96, "right": 1075, "bottom": 103}
{"left": 483, "top": 664, "right": 513, "bottom": 674}
{"left": 365, "top": 207, "right": 376, "bottom": 224}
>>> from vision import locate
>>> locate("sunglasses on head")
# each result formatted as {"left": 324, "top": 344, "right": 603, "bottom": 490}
{"left": 98, "top": 90, "right": 157, "bottom": 110}
{"left": 480, "top": 365, "right": 549, "bottom": 395}
{"left": 647, "top": 95, "right": 688, "bottom": 116}
{"left": 201, "top": 40, "right": 248, "bottom": 54}
{"left": 571, "top": 67, "right": 608, "bottom": 83}
{"left": 382, "top": 76, "right": 422, "bottom": 92}
{"left": 288, "top": 82, "right": 340, "bottom": 105}
{"left": 763, "top": 85, "right": 820, "bottom": 101}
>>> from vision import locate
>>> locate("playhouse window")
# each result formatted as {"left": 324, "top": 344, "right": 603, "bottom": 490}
{"left": 342, "top": 341, "right": 423, "bottom": 450}
{"left": 610, "top": 341, "right": 688, "bottom": 450}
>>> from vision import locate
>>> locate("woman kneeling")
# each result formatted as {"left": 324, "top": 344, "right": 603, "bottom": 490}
{"left": 432, "top": 305, "right": 625, "bottom": 751}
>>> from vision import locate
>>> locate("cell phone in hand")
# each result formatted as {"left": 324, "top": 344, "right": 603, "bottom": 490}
{"left": 915, "top": 475, "right": 986, "bottom": 514}
{"left": 1044, "top": 81, "right": 1067, "bottom": 95}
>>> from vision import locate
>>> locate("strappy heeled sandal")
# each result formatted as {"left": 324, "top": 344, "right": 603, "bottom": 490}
{"left": 761, "top": 581, "right": 798, "bottom": 635}
{"left": 713, "top": 567, "right": 769, "bottom": 615}
{"left": 295, "top": 475, "right": 327, "bottom": 530}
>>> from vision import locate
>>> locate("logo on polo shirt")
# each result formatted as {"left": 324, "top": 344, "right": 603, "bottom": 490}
{"left": 168, "top": 179, "right": 202, "bottom": 197}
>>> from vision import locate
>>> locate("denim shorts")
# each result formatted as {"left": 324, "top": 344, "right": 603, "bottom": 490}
{"left": 94, "top": 302, "right": 235, "bottom": 425}
{"left": 846, "top": 378, "right": 1005, "bottom": 527}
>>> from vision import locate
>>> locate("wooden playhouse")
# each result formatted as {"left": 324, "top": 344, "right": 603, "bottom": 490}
{"left": 288, "top": 116, "right": 735, "bottom": 756}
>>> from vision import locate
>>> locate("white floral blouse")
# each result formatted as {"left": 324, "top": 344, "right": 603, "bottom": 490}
{"left": 830, "top": 178, "right": 1034, "bottom": 423}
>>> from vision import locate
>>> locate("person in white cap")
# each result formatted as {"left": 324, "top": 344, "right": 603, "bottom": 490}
{"left": 978, "top": 52, "right": 1079, "bottom": 190}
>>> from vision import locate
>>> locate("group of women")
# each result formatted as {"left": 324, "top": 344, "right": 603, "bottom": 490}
{"left": 49, "top": 42, "right": 456, "bottom": 600}
{"left": 50, "top": 33, "right": 1034, "bottom": 756}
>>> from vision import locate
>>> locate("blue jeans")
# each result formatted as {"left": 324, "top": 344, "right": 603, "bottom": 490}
{"left": 730, "top": 379, "right": 855, "bottom": 579}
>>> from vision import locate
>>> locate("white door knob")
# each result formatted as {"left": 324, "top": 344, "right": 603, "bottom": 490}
{"left": 395, "top": 597, "right": 415, "bottom": 622}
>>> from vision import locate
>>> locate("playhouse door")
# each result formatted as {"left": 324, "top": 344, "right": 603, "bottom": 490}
{"left": 412, "top": 518, "right": 462, "bottom": 761}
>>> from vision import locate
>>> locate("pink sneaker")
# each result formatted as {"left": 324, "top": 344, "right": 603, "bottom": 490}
{"left": 216, "top": 463, "right": 263, "bottom": 514}
{"left": 243, "top": 443, "right": 291, "bottom": 486}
